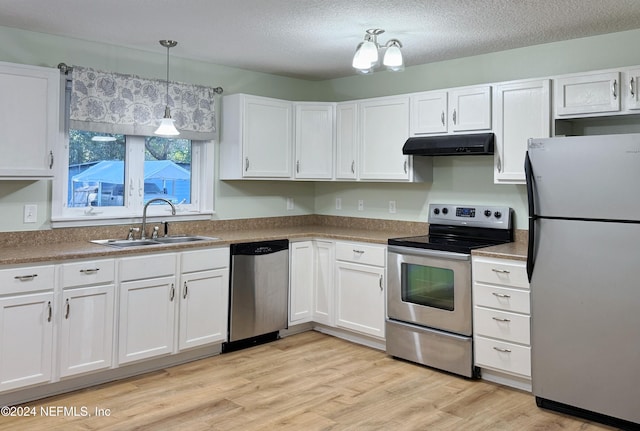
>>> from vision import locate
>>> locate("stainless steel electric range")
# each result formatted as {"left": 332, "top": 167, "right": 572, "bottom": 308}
{"left": 386, "top": 203, "right": 513, "bottom": 378}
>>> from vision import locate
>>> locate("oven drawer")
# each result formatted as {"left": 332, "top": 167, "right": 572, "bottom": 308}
{"left": 475, "top": 335, "right": 531, "bottom": 377}
{"left": 472, "top": 257, "right": 529, "bottom": 289}
{"left": 473, "top": 283, "right": 530, "bottom": 314}
{"left": 474, "top": 306, "right": 530, "bottom": 345}
{"left": 336, "top": 242, "right": 385, "bottom": 267}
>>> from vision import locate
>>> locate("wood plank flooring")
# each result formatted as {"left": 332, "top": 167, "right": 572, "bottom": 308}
{"left": 0, "top": 331, "right": 616, "bottom": 430}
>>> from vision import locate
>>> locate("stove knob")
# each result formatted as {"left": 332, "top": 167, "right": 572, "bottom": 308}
{"left": 442, "top": 207, "right": 448, "bottom": 215}
{"left": 484, "top": 209, "right": 492, "bottom": 217}
{"left": 494, "top": 211, "right": 502, "bottom": 219}
{"left": 433, "top": 208, "right": 440, "bottom": 215}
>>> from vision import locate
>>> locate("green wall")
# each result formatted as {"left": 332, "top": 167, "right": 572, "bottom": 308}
{"left": 2, "top": 25, "right": 640, "bottom": 231}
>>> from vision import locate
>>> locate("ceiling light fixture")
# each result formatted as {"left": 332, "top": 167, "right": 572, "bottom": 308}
{"left": 352, "top": 29, "right": 404, "bottom": 74}
{"left": 154, "top": 39, "right": 180, "bottom": 137}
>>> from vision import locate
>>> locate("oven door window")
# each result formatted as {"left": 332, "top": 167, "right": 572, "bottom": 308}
{"left": 401, "top": 263, "right": 454, "bottom": 311}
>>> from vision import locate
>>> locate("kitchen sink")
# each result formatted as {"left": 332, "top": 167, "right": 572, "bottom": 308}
{"left": 91, "top": 236, "right": 220, "bottom": 249}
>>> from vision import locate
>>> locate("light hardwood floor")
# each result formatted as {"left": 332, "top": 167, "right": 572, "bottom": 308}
{"left": 0, "top": 331, "right": 616, "bottom": 431}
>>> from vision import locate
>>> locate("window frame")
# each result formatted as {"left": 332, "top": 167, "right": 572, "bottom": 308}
{"left": 51, "top": 79, "right": 214, "bottom": 228}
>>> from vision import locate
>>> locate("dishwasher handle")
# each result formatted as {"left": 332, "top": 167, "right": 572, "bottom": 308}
{"left": 231, "top": 239, "right": 289, "bottom": 256}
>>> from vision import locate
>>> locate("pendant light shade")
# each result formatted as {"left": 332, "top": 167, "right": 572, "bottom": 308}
{"left": 155, "top": 40, "right": 180, "bottom": 137}
{"left": 382, "top": 40, "right": 404, "bottom": 71}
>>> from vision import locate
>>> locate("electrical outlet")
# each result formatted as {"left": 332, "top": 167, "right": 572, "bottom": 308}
{"left": 335, "top": 197, "right": 342, "bottom": 210}
{"left": 358, "top": 200, "right": 364, "bottom": 211}
{"left": 286, "top": 197, "right": 294, "bottom": 210}
{"left": 389, "top": 200, "right": 397, "bottom": 214}
{"left": 24, "top": 204, "right": 37, "bottom": 223}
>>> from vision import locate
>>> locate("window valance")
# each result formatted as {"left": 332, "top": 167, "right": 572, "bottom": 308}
{"left": 70, "top": 66, "right": 217, "bottom": 140}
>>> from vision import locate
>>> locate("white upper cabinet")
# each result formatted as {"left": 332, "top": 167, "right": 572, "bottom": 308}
{"left": 335, "top": 102, "right": 359, "bottom": 180}
{"left": 623, "top": 67, "right": 640, "bottom": 111}
{"left": 449, "top": 85, "right": 492, "bottom": 132}
{"left": 493, "top": 79, "right": 550, "bottom": 184}
{"left": 554, "top": 71, "right": 621, "bottom": 117}
{"left": 410, "top": 85, "right": 491, "bottom": 136}
{"left": 220, "top": 94, "right": 293, "bottom": 179}
{"left": 0, "top": 61, "right": 59, "bottom": 179}
{"left": 359, "top": 96, "right": 411, "bottom": 181}
{"left": 294, "top": 103, "right": 334, "bottom": 180}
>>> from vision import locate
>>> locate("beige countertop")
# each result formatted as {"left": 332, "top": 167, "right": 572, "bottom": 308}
{"left": 0, "top": 215, "right": 528, "bottom": 266}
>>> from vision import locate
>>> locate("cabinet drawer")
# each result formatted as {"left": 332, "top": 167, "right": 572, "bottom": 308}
{"left": 61, "top": 259, "right": 115, "bottom": 288}
{"left": 335, "top": 242, "right": 385, "bottom": 267}
{"left": 0, "top": 265, "right": 54, "bottom": 295}
{"left": 181, "top": 247, "right": 230, "bottom": 273}
{"left": 475, "top": 335, "right": 531, "bottom": 377}
{"left": 472, "top": 257, "right": 528, "bottom": 288}
{"left": 474, "top": 307, "right": 530, "bottom": 345}
{"left": 119, "top": 253, "right": 176, "bottom": 281}
{"left": 473, "top": 283, "right": 530, "bottom": 314}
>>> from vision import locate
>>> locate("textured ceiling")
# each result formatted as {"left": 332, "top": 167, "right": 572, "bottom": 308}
{"left": 1, "top": 0, "right": 640, "bottom": 80}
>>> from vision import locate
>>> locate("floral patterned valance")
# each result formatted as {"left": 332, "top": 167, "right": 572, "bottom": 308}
{"left": 70, "top": 66, "right": 217, "bottom": 140}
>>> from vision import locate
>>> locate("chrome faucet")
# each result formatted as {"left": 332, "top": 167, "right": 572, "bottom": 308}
{"left": 141, "top": 198, "right": 176, "bottom": 239}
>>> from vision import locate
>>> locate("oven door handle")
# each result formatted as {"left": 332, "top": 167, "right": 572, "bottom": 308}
{"left": 388, "top": 245, "right": 471, "bottom": 261}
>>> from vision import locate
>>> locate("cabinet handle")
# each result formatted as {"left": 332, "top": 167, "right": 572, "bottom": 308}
{"left": 452, "top": 109, "right": 457, "bottom": 125}
{"left": 353, "top": 249, "right": 365, "bottom": 254}
{"left": 65, "top": 298, "right": 70, "bottom": 319}
{"left": 441, "top": 111, "right": 445, "bottom": 126}
{"left": 296, "top": 160, "right": 300, "bottom": 173}
{"left": 245, "top": 157, "right": 249, "bottom": 171}
{"left": 183, "top": 281, "right": 188, "bottom": 299}
{"left": 47, "top": 301, "right": 52, "bottom": 322}
{"left": 403, "top": 159, "right": 407, "bottom": 174}
{"left": 612, "top": 79, "right": 618, "bottom": 99}
{"left": 49, "top": 151, "right": 54, "bottom": 169}
{"left": 493, "top": 347, "right": 511, "bottom": 353}
{"left": 631, "top": 77, "right": 635, "bottom": 97}
{"left": 491, "top": 268, "right": 510, "bottom": 274}
{"left": 379, "top": 275, "right": 383, "bottom": 291}
{"left": 497, "top": 155, "right": 502, "bottom": 173}
{"left": 492, "top": 317, "right": 511, "bottom": 323}
{"left": 170, "top": 283, "right": 175, "bottom": 301}
{"left": 14, "top": 274, "right": 38, "bottom": 281}
{"left": 492, "top": 292, "right": 511, "bottom": 299}
{"left": 80, "top": 268, "right": 100, "bottom": 274}
{"left": 351, "top": 160, "right": 355, "bottom": 174}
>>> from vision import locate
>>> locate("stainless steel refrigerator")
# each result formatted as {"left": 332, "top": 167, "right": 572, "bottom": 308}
{"left": 525, "top": 134, "right": 640, "bottom": 429}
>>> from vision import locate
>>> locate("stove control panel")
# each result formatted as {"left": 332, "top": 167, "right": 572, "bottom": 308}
{"left": 428, "top": 204, "right": 512, "bottom": 229}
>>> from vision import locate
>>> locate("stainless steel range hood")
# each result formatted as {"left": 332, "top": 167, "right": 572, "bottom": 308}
{"left": 402, "top": 133, "right": 494, "bottom": 156}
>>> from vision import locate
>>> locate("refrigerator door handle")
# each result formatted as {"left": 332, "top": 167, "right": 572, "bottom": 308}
{"left": 525, "top": 149, "right": 536, "bottom": 282}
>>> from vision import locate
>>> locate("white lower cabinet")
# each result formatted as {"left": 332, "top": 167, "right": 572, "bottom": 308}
{"left": 472, "top": 256, "right": 531, "bottom": 390}
{"left": 313, "top": 241, "right": 334, "bottom": 326}
{"left": 0, "top": 264, "right": 55, "bottom": 392}
{"left": 58, "top": 259, "right": 115, "bottom": 378}
{"left": 289, "top": 241, "right": 314, "bottom": 324}
{"left": 118, "top": 252, "right": 179, "bottom": 365}
{"left": 335, "top": 242, "right": 385, "bottom": 339}
{"left": 178, "top": 248, "right": 229, "bottom": 350}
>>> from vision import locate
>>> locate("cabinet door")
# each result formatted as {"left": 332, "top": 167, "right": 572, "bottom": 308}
{"left": 335, "top": 103, "right": 358, "bottom": 180}
{"left": 295, "top": 103, "right": 334, "bottom": 179}
{"left": 179, "top": 269, "right": 229, "bottom": 350}
{"left": 410, "top": 91, "right": 448, "bottom": 135}
{"left": 289, "top": 241, "right": 314, "bottom": 324}
{"left": 59, "top": 285, "right": 115, "bottom": 377}
{"left": 243, "top": 96, "right": 293, "bottom": 178}
{"left": 624, "top": 68, "right": 640, "bottom": 111}
{"left": 0, "top": 292, "right": 53, "bottom": 391}
{"left": 313, "top": 241, "right": 335, "bottom": 326}
{"left": 555, "top": 71, "right": 621, "bottom": 116}
{"left": 0, "top": 62, "right": 59, "bottom": 178}
{"left": 449, "top": 86, "right": 492, "bottom": 132}
{"left": 335, "top": 261, "right": 385, "bottom": 338}
{"left": 118, "top": 276, "right": 176, "bottom": 364}
{"left": 494, "top": 79, "right": 550, "bottom": 184}
{"left": 359, "top": 97, "right": 410, "bottom": 181}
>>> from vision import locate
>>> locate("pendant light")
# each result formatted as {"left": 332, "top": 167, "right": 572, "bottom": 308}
{"left": 352, "top": 29, "right": 404, "bottom": 74}
{"left": 154, "top": 39, "right": 180, "bottom": 136}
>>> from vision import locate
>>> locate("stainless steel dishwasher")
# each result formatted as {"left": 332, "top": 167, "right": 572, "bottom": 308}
{"left": 223, "top": 239, "right": 289, "bottom": 352}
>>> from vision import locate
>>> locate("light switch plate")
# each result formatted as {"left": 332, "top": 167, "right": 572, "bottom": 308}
{"left": 358, "top": 200, "right": 364, "bottom": 211}
{"left": 286, "top": 197, "right": 294, "bottom": 210}
{"left": 24, "top": 204, "right": 37, "bottom": 223}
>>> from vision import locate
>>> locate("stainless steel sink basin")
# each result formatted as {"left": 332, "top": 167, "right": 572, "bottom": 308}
{"left": 91, "top": 236, "right": 220, "bottom": 249}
